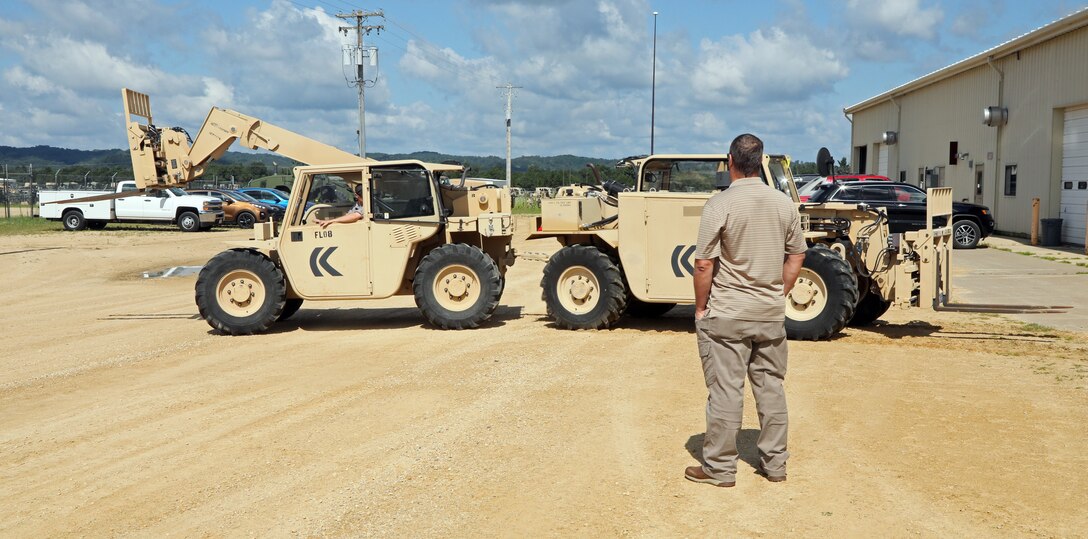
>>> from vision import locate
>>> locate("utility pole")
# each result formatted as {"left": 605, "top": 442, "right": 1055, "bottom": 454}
{"left": 338, "top": 9, "right": 384, "bottom": 159}
{"left": 650, "top": 11, "right": 659, "bottom": 155}
{"left": 498, "top": 83, "right": 522, "bottom": 185}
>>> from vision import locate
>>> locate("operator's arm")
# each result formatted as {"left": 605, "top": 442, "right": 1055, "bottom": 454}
{"left": 783, "top": 253, "right": 805, "bottom": 296}
{"left": 315, "top": 211, "right": 363, "bottom": 229}
{"left": 694, "top": 259, "right": 716, "bottom": 320}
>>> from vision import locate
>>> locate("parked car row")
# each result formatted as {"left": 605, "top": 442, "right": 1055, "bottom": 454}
{"left": 804, "top": 180, "right": 995, "bottom": 249}
{"left": 796, "top": 174, "right": 893, "bottom": 202}
{"left": 186, "top": 188, "right": 285, "bottom": 228}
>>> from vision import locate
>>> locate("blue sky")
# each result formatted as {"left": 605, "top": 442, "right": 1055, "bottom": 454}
{"left": 0, "top": 0, "right": 1083, "bottom": 162}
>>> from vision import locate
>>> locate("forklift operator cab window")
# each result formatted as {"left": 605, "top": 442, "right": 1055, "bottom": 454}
{"left": 765, "top": 159, "right": 793, "bottom": 198}
{"left": 640, "top": 160, "right": 724, "bottom": 193}
{"left": 369, "top": 168, "right": 435, "bottom": 219}
{"left": 308, "top": 174, "right": 358, "bottom": 205}
{"left": 300, "top": 172, "right": 363, "bottom": 225}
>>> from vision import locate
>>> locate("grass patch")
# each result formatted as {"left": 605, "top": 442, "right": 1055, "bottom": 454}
{"left": 0, "top": 216, "right": 201, "bottom": 236}
{"left": 512, "top": 199, "right": 541, "bottom": 215}
{"left": 1020, "top": 322, "right": 1055, "bottom": 333}
{"left": 0, "top": 216, "right": 62, "bottom": 235}
{"left": 1014, "top": 251, "right": 1034, "bottom": 256}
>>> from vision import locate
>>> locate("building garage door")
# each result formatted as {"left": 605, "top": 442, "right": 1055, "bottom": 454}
{"left": 1061, "top": 106, "right": 1088, "bottom": 245}
{"left": 875, "top": 143, "right": 889, "bottom": 177}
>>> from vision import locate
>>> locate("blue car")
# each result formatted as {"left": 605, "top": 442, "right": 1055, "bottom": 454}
{"left": 239, "top": 187, "right": 314, "bottom": 212}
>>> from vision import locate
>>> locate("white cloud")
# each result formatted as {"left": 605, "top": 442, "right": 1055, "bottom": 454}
{"left": 845, "top": 0, "right": 944, "bottom": 40}
{"left": 690, "top": 28, "right": 848, "bottom": 106}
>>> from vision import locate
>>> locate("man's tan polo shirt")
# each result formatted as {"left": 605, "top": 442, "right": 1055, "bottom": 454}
{"left": 695, "top": 177, "right": 807, "bottom": 321}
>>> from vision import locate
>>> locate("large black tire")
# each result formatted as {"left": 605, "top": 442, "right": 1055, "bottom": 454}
{"left": 62, "top": 210, "right": 86, "bottom": 231}
{"left": 278, "top": 298, "right": 304, "bottom": 322}
{"left": 195, "top": 249, "right": 287, "bottom": 335}
{"left": 848, "top": 291, "right": 892, "bottom": 327}
{"left": 785, "top": 245, "right": 859, "bottom": 340}
{"left": 413, "top": 244, "right": 502, "bottom": 329}
{"left": 952, "top": 219, "right": 981, "bottom": 249}
{"left": 87, "top": 221, "right": 107, "bottom": 230}
{"left": 541, "top": 245, "right": 627, "bottom": 329}
{"left": 177, "top": 211, "right": 200, "bottom": 232}
{"left": 625, "top": 295, "right": 676, "bottom": 318}
{"left": 236, "top": 211, "right": 256, "bottom": 229}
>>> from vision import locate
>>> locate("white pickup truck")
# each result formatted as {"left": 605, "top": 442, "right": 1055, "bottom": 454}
{"left": 39, "top": 181, "right": 224, "bottom": 231}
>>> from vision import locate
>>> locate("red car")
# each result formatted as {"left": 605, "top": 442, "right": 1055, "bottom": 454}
{"left": 796, "top": 174, "right": 891, "bottom": 202}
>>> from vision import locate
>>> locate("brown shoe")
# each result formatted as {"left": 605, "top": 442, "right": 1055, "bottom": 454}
{"left": 684, "top": 466, "right": 735, "bottom": 488}
{"left": 757, "top": 466, "right": 786, "bottom": 483}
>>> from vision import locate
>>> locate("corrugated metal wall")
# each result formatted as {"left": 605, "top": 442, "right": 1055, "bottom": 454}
{"left": 850, "top": 24, "right": 1088, "bottom": 237}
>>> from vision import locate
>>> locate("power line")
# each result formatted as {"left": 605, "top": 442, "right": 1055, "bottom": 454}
{"left": 383, "top": 16, "right": 501, "bottom": 86}
{"left": 337, "top": 9, "right": 384, "bottom": 159}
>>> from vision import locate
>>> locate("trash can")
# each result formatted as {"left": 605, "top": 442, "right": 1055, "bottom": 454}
{"left": 1040, "top": 218, "right": 1063, "bottom": 246}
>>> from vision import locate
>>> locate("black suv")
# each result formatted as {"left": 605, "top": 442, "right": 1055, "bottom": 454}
{"left": 805, "top": 181, "right": 996, "bottom": 249}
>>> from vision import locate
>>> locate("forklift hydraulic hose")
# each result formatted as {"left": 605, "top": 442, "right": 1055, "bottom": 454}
{"left": 581, "top": 214, "right": 619, "bottom": 230}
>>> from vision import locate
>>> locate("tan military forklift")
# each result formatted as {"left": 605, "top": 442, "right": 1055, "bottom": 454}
{"left": 121, "top": 88, "right": 514, "bottom": 335}
{"left": 528, "top": 151, "right": 963, "bottom": 340}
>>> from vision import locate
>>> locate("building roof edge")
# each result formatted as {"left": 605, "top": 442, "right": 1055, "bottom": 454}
{"left": 844, "top": 7, "right": 1088, "bottom": 114}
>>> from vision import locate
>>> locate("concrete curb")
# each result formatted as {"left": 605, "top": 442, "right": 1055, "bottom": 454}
{"left": 980, "top": 235, "right": 1088, "bottom": 267}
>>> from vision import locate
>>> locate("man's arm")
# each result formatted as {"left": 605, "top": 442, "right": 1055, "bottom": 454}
{"left": 782, "top": 253, "right": 805, "bottom": 296}
{"left": 316, "top": 211, "right": 363, "bottom": 229}
{"left": 693, "top": 196, "right": 725, "bottom": 320}
{"left": 694, "top": 258, "right": 716, "bottom": 320}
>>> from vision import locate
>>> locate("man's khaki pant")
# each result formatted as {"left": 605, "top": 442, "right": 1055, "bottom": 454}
{"left": 695, "top": 316, "right": 789, "bottom": 482}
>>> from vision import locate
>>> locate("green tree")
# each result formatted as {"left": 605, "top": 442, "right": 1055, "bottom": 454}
{"left": 246, "top": 161, "right": 269, "bottom": 178}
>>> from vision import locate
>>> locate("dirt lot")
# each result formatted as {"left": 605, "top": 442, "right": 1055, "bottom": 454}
{"left": 2, "top": 218, "right": 1086, "bottom": 537}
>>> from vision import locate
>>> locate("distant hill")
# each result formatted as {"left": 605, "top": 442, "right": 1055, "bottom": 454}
{"left": 0, "top": 145, "right": 618, "bottom": 171}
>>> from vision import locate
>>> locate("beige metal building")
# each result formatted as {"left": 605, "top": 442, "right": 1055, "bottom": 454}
{"left": 845, "top": 8, "right": 1088, "bottom": 244}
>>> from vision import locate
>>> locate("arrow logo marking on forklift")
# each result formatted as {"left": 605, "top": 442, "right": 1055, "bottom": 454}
{"left": 309, "top": 247, "right": 342, "bottom": 277}
{"left": 671, "top": 245, "right": 696, "bottom": 277}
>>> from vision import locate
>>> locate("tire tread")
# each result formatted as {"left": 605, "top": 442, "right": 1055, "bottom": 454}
{"left": 786, "top": 245, "right": 858, "bottom": 340}
{"left": 413, "top": 243, "right": 502, "bottom": 329}
{"left": 195, "top": 249, "right": 286, "bottom": 335}
{"left": 541, "top": 244, "right": 627, "bottom": 329}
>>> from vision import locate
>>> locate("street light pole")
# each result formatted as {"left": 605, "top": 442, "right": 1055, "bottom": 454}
{"left": 650, "top": 11, "right": 659, "bottom": 155}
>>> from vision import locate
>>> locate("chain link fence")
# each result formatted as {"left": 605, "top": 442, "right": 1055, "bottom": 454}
{"left": 1, "top": 173, "right": 139, "bottom": 220}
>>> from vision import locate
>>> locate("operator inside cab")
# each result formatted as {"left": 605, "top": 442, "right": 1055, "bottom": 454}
{"left": 315, "top": 183, "right": 365, "bottom": 229}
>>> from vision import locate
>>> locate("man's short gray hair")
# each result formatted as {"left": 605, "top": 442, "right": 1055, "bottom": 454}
{"left": 729, "top": 134, "right": 764, "bottom": 178}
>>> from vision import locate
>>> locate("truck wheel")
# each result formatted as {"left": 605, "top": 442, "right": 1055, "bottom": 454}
{"left": 62, "top": 210, "right": 86, "bottom": 231}
{"left": 625, "top": 295, "right": 676, "bottom": 318}
{"left": 953, "top": 220, "right": 981, "bottom": 249}
{"left": 195, "top": 249, "right": 286, "bottom": 335}
{"left": 541, "top": 245, "right": 627, "bottom": 329}
{"left": 178, "top": 211, "right": 200, "bottom": 232}
{"left": 236, "top": 211, "right": 256, "bottom": 229}
{"left": 413, "top": 244, "right": 502, "bottom": 329}
{"left": 278, "top": 298, "right": 304, "bottom": 322}
{"left": 785, "top": 245, "right": 858, "bottom": 340}
{"left": 848, "top": 291, "right": 892, "bottom": 327}
{"left": 87, "top": 221, "right": 107, "bottom": 230}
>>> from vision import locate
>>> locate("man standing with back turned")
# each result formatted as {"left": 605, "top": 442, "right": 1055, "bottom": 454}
{"left": 685, "top": 134, "right": 807, "bottom": 488}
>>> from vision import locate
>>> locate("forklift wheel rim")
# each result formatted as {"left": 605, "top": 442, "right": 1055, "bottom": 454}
{"left": 556, "top": 265, "right": 599, "bottom": 315}
{"left": 787, "top": 268, "right": 827, "bottom": 322}
{"left": 432, "top": 264, "right": 481, "bottom": 312}
{"left": 216, "top": 269, "right": 267, "bottom": 318}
